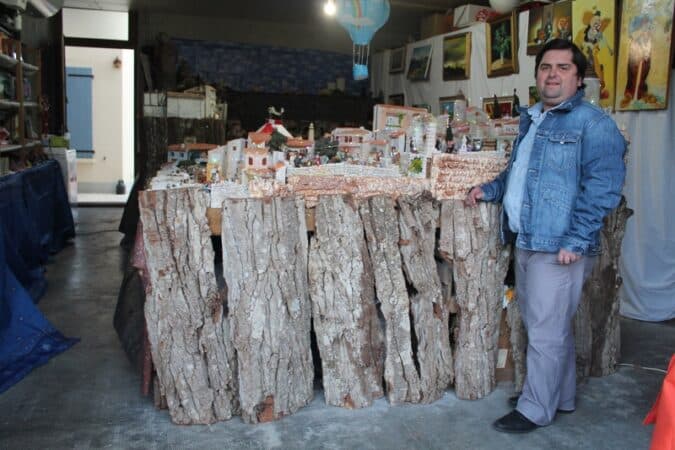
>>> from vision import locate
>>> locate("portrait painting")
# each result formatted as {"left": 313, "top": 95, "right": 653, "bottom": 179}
{"left": 388, "top": 93, "right": 405, "bottom": 106}
{"left": 407, "top": 44, "right": 433, "bottom": 81}
{"left": 389, "top": 46, "right": 406, "bottom": 74}
{"left": 615, "top": 0, "right": 674, "bottom": 111}
{"left": 443, "top": 32, "right": 471, "bottom": 81}
{"left": 573, "top": 1, "right": 616, "bottom": 109}
{"left": 487, "top": 12, "right": 519, "bottom": 77}
{"left": 482, "top": 95, "right": 514, "bottom": 119}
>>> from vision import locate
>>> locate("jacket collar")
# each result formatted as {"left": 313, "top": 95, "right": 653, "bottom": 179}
{"left": 548, "top": 89, "right": 586, "bottom": 112}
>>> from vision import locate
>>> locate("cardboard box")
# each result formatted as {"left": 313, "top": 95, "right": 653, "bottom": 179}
{"left": 420, "top": 13, "right": 452, "bottom": 39}
{"left": 495, "top": 307, "right": 515, "bottom": 383}
{"left": 49, "top": 148, "right": 78, "bottom": 204}
{"left": 453, "top": 4, "right": 496, "bottom": 28}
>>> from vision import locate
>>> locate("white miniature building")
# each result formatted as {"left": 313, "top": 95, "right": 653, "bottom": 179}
{"left": 224, "top": 138, "right": 246, "bottom": 181}
{"left": 331, "top": 127, "right": 373, "bottom": 158}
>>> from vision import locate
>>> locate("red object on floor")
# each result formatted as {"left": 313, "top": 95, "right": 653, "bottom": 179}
{"left": 645, "top": 354, "right": 675, "bottom": 450}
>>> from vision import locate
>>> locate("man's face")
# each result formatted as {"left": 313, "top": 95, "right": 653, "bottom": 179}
{"left": 536, "top": 49, "right": 582, "bottom": 110}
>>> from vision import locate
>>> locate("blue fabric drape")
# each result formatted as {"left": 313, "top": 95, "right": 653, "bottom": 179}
{"left": 0, "top": 160, "right": 78, "bottom": 394}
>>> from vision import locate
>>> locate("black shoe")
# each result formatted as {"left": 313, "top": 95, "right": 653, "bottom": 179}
{"left": 508, "top": 395, "right": 575, "bottom": 414}
{"left": 493, "top": 410, "right": 539, "bottom": 434}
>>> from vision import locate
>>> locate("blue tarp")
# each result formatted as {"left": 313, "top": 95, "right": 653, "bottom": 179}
{"left": 0, "top": 160, "right": 78, "bottom": 394}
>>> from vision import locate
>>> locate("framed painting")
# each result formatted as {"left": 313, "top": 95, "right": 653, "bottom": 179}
{"left": 572, "top": 0, "right": 616, "bottom": 110}
{"left": 439, "top": 94, "right": 466, "bottom": 116}
{"left": 526, "top": 1, "right": 571, "bottom": 55}
{"left": 388, "top": 93, "right": 405, "bottom": 106}
{"left": 443, "top": 32, "right": 471, "bottom": 81}
{"left": 407, "top": 44, "right": 433, "bottom": 81}
{"left": 615, "top": 0, "right": 674, "bottom": 111}
{"left": 389, "top": 46, "right": 406, "bottom": 74}
{"left": 482, "top": 95, "right": 514, "bottom": 119}
{"left": 487, "top": 12, "right": 519, "bottom": 77}
{"left": 528, "top": 86, "right": 541, "bottom": 106}
{"left": 412, "top": 103, "right": 431, "bottom": 112}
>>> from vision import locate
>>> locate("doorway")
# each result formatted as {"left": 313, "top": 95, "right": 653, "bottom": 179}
{"left": 65, "top": 46, "right": 134, "bottom": 204}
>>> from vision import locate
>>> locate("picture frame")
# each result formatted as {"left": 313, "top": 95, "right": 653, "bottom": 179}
{"left": 388, "top": 93, "right": 405, "bottom": 106}
{"left": 389, "top": 46, "right": 406, "bottom": 74}
{"left": 482, "top": 95, "right": 514, "bottom": 119}
{"left": 487, "top": 12, "right": 519, "bottom": 77}
{"left": 407, "top": 44, "right": 433, "bottom": 81}
{"left": 572, "top": 0, "right": 616, "bottom": 109}
{"left": 528, "top": 86, "right": 540, "bottom": 106}
{"left": 527, "top": 1, "right": 572, "bottom": 56}
{"left": 443, "top": 32, "right": 471, "bottom": 81}
{"left": 615, "top": 0, "right": 674, "bottom": 111}
{"left": 412, "top": 103, "right": 431, "bottom": 112}
{"left": 439, "top": 94, "right": 466, "bottom": 117}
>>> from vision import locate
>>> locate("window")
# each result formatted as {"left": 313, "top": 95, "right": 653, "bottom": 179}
{"left": 66, "top": 67, "right": 94, "bottom": 158}
{"left": 248, "top": 157, "right": 253, "bottom": 166}
{"left": 262, "top": 157, "right": 267, "bottom": 166}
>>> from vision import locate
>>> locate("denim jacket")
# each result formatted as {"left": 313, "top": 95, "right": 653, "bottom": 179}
{"left": 480, "top": 90, "right": 626, "bottom": 256}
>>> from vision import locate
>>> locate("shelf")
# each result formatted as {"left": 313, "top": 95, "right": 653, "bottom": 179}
{"left": 22, "top": 62, "right": 39, "bottom": 74}
{"left": 0, "top": 99, "right": 20, "bottom": 109}
{"left": 0, "top": 143, "right": 21, "bottom": 153}
{"left": 0, "top": 53, "right": 18, "bottom": 71}
{"left": 0, "top": 140, "right": 41, "bottom": 154}
{"left": 23, "top": 101, "right": 39, "bottom": 108}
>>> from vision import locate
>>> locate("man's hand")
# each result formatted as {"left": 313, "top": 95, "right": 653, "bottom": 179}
{"left": 464, "top": 186, "right": 484, "bottom": 207}
{"left": 557, "top": 249, "right": 580, "bottom": 265}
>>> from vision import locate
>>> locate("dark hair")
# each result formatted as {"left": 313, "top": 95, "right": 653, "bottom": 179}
{"left": 535, "top": 39, "right": 587, "bottom": 89}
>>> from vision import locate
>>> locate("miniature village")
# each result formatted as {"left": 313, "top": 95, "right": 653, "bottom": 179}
{"left": 150, "top": 96, "right": 521, "bottom": 203}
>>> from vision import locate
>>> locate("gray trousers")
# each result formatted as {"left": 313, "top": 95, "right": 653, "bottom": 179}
{"left": 514, "top": 248, "right": 596, "bottom": 426}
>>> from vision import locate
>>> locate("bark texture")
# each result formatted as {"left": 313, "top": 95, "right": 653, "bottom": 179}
{"left": 397, "top": 193, "right": 454, "bottom": 403}
{"left": 309, "top": 195, "right": 385, "bottom": 408}
{"left": 220, "top": 196, "right": 314, "bottom": 423}
{"left": 506, "top": 300, "right": 527, "bottom": 392}
{"left": 439, "top": 200, "right": 510, "bottom": 399}
{"left": 139, "top": 188, "right": 238, "bottom": 425}
{"left": 576, "top": 197, "right": 633, "bottom": 378}
{"left": 359, "top": 196, "right": 422, "bottom": 404}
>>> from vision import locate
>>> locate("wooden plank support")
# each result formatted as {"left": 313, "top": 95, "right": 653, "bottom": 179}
{"left": 139, "top": 187, "right": 239, "bottom": 424}
{"left": 439, "top": 200, "right": 510, "bottom": 400}
{"left": 220, "top": 196, "right": 314, "bottom": 423}
{"left": 309, "top": 195, "right": 385, "bottom": 408}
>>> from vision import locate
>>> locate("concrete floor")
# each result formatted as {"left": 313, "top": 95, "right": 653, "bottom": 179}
{"left": 0, "top": 207, "right": 672, "bottom": 449}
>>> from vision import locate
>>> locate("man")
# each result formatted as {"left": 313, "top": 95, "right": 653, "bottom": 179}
{"left": 465, "top": 39, "right": 626, "bottom": 433}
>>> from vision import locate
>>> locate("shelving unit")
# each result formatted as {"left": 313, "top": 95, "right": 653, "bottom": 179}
{"left": 0, "top": 38, "right": 42, "bottom": 174}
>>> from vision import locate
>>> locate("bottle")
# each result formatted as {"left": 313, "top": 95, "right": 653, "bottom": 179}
{"left": 115, "top": 179, "right": 126, "bottom": 195}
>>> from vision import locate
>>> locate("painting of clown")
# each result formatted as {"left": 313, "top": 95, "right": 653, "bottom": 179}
{"left": 573, "top": 0, "right": 616, "bottom": 109}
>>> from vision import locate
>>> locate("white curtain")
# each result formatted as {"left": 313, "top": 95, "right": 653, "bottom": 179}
{"left": 371, "top": 11, "right": 675, "bottom": 322}
{"left": 615, "top": 70, "right": 675, "bottom": 322}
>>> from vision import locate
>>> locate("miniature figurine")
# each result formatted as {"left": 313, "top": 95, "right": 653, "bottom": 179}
{"left": 492, "top": 94, "right": 502, "bottom": 119}
{"left": 511, "top": 88, "right": 520, "bottom": 117}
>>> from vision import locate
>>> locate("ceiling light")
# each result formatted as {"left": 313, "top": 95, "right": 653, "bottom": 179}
{"left": 323, "top": 0, "right": 336, "bottom": 16}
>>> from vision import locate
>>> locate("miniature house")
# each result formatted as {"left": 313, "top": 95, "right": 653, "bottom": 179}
{"left": 331, "top": 127, "right": 373, "bottom": 157}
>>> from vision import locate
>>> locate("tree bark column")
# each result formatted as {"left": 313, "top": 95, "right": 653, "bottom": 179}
{"left": 397, "top": 194, "right": 454, "bottom": 402}
{"left": 139, "top": 188, "right": 238, "bottom": 425}
{"left": 309, "top": 195, "right": 385, "bottom": 409}
{"left": 359, "top": 195, "right": 422, "bottom": 404}
{"left": 220, "top": 196, "right": 314, "bottom": 424}
{"left": 575, "top": 197, "right": 633, "bottom": 378}
{"left": 439, "top": 200, "right": 510, "bottom": 400}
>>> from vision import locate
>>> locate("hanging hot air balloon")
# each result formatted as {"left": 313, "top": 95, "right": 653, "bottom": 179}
{"left": 335, "top": 0, "right": 390, "bottom": 80}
